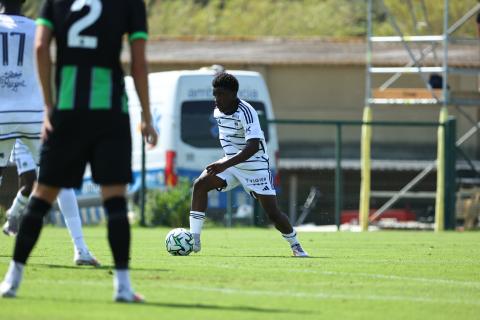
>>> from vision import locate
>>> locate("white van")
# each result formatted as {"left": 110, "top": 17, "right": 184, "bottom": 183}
{"left": 80, "top": 67, "right": 279, "bottom": 210}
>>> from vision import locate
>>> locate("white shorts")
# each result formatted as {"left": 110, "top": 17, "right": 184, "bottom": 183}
{"left": 10, "top": 140, "right": 38, "bottom": 174}
{"left": 216, "top": 166, "right": 276, "bottom": 197}
{"left": 0, "top": 138, "right": 40, "bottom": 168}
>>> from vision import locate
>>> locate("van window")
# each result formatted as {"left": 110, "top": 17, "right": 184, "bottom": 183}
{"left": 181, "top": 100, "right": 270, "bottom": 148}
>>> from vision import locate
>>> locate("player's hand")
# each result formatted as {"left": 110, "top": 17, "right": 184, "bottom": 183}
{"left": 141, "top": 121, "right": 158, "bottom": 148}
{"left": 206, "top": 160, "right": 227, "bottom": 175}
{"left": 41, "top": 114, "right": 53, "bottom": 142}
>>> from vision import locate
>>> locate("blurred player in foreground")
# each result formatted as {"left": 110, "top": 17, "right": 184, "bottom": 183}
{"left": 0, "top": 0, "right": 157, "bottom": 302}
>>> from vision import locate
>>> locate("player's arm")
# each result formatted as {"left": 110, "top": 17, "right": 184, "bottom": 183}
{"left": 35, "top": 25, "right": 53, "bottom": 112}
{"left": 130, "top": 39, "right": 157, "bottom": 147}
{"left": 206, "top": 139, "right": 259, "bottom": 175}
{"left": 35, "top": 24, "right": 54, "bottom": 141}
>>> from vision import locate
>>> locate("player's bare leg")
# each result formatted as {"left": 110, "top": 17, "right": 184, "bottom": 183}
{"left": 189, "top": 171, "right": 226, "bottom": 253}
{"left": 256, "top": 194, "right": 309, "bottom": 257}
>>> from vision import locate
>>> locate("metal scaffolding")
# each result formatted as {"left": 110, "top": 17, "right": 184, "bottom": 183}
{"left": 360, "top": 0, "right": 480, "bottom": 230}
{"left": 366, "top": 0, "right": 480, "bottom": 106}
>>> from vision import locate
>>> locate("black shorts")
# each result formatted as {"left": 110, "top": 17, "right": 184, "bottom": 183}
{"left": 38, "top": 110, "right": 132, "bottom": 188}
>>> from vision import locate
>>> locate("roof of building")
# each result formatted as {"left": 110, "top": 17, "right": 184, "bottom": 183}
{"left": 130, "top": 37, "right": 480, "bottom": 67}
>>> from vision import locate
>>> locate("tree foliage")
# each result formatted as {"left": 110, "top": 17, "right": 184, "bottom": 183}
{"left": 22, "top": 0, "right": 477, "bottom": 37}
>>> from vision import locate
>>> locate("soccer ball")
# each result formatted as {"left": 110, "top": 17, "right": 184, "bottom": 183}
{"left": 165, "top": 228, "right": 194, "bottom": 256}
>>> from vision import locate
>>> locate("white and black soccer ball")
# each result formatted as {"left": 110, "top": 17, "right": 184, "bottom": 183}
{"left": 165, "top": 228, "right": 194, "bottom": 256}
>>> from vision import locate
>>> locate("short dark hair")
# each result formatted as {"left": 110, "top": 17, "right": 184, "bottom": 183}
{"left": 212, "top": 72, "right": 239, "bottom": 93}
{"left": 0, "top": 0, "right": 24, "bottom": 6}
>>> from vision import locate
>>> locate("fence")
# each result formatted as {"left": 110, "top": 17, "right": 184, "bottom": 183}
{"left": 270, "top": 115, "right": 456, "bottom": 231}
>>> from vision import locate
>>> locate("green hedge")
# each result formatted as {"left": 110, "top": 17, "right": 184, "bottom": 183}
{"left": 143, "top": 180, "right": 192, "bottom": 227}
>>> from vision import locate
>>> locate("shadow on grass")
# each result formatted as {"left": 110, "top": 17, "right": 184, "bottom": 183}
{"left": 140, "top": 301, "right": 313, "bottom": 314}
{"left": 28, "top": 263, "right": 170, "bottom": 273}
{"left": 205, "top": 255, "right": 327, "bottom": 259}
{"left": 22, "top": 295, "right": 312, "bottom": 314}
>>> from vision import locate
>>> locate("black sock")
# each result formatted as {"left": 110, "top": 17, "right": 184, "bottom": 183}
{"left": 104, "top": 197, "right": 130, "bottom": 269}
{"left": 13, "top": 197, "right": 51, "bottom": 264}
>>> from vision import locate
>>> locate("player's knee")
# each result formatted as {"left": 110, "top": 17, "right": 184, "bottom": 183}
{"left": 103, "top": 196, "right": 128, "bottom": 220}
{"left": 193, "top": 176, "right": 212, "bottom": 192}
{"left": 20, "top": 184, "right": 33, "bottom": 197}
{"left": 264, "top": 207, "right": 283, "bottom": 221}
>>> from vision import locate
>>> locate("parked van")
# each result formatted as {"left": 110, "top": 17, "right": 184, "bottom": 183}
{"left": 80, "top": 67, "right": 279, "bottom": 210}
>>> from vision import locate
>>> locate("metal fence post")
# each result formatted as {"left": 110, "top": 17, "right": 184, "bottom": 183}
{"left": 435, "top": 107, "right": 448, "bottom": 231}
{"left": 335, "top": 123, "right": 343, "bottom": 230}
{"left": 226, "top": 190, "right": 233, "bottom": 228}
{"left": 289, "top": 174, "right": 298, "bottom": 224}
{"left": 444, "top": 117, "right": 457, "bottom": 230}
{"left": 359, "top": 107, "right": 373, "bottom": 231}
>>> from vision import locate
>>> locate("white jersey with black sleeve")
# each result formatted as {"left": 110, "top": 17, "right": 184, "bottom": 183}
{"left": 0, "top": 14, "right": 43, "bottom": 140}
{"left": 213, "top": 99, "right": 270, "bottom": 171}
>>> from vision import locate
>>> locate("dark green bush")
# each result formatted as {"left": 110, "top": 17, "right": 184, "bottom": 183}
{"left": 144, "top": 179, "right": 192, "bottom": 227}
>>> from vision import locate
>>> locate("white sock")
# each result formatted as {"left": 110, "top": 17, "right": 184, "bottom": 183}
{"left": 282, "top": 230, "right": 300, "bottom": 247}
{"left": 114, "top": 269, "right": 132, "bottom": 293}
{"left": 3, "top": 260, "right": 24, "bottom": 285}
{"left": 189, "top": 211, "right": 205, "bottom": 235}
{"left": 7, "top": 190, "right": 29, "bottom": 218}
{"left": 57, "top": 189, "right": 88, "bottom": 252}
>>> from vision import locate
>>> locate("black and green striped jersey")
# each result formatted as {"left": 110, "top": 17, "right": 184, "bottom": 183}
{"left": 37, "top": 0, "right": 148, "bottom": 112}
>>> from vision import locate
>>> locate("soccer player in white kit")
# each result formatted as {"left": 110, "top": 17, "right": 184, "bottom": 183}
{"left": 0, "top": 0, "right": 98, "bottom": 266}
{"left": 6, "top": 141, "right": 99, "bottom": 266}
{"left": 189, "top": 73, "right": 308, "bottom": 257}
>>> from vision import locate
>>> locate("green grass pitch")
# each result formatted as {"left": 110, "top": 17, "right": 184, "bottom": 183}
{"left": 0, "top": 227, "right": 479, "bottom": 319}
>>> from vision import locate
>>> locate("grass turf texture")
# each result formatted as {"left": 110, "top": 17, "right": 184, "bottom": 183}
{"left": 0, "top": 227, "right": 479, "bottom": 319}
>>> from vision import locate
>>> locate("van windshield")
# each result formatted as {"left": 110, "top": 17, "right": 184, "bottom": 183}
{"left": 181, "top": 100, "right": 270, "bottom": 148}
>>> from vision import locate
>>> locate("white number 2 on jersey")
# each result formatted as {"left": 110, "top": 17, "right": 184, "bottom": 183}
{"left": 67, "top": 0, "right": 103, "bottom": 49}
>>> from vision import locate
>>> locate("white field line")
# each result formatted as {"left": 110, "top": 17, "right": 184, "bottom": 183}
{"left": 306, "top": 270, "right": 480, "bottom": 289}
{"left": 31, "top": 279, "right": 480, "bottom": 306}
{"left": 207, "top": 264, "right": 480, "bottom": 289}
{"left": 28, "top": 264, "right": 480, "bottom": 289}
{"left": 163, "top": 283, "right": 480, "bottom": 306}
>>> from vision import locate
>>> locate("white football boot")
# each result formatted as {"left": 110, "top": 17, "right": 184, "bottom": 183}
{"left": 291, "top": 243, "right": 309, "bottom": 257}
{"left": 114, "top": 286, "right": 145, "bottom": 303}
{"left": 2, "top": 212, "right": 19, "bottom": 237}
{"left": 0, "top": 262, "right": 23, "bottom": 298}
{"left": 0, "top": 281, "right": 19, "bottom": 298}
{"left": 74, "top": 248, "right": 101, "bottom": 267}
{"left": 192, "top": 233, "right": 201, "bottom": 253}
